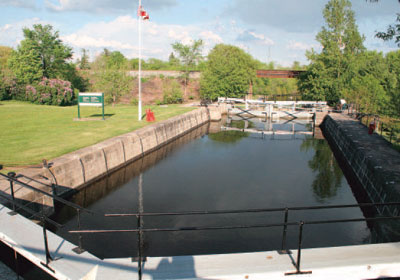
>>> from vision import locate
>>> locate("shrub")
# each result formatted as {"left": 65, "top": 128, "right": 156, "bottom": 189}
{"left": 130, "top": 98, "right": 138, "bottom": 105}
{"left": 25, "top": 78, "right": 75, "bottom": 106}
{"left": 162, "top": 80, "right": 183, "bottom": 104}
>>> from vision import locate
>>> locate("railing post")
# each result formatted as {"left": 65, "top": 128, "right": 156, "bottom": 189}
{"left": 279, "top": 208, "right": 290, "bottom": 254}
{"left": 42, "top": 218, "right": 53, "bottom": 265}
{"left": 285, "top": 221, "right": 312, "bottom": 276}
{"left": 14, "top": 250, "right": 20, "bottom": 280}
{"left": 390, "top": 128, "right": 394, "bottom": 143}
{"left": 137, "top": 214, "right": 143, "bottom": 280}
{"left": 7, "top": 172, "right": 16, "bottom": 213}
{"left": 72, "top": 209, "right": 85, "bottom": 254}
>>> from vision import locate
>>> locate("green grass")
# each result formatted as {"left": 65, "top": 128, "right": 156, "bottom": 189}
{"left": 0, "top": 101, "right": 195, "bottom": 167}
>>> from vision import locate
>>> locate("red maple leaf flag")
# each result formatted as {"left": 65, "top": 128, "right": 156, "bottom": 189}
{"left": 137, "top": 5, "right": 149, "bottom": 20}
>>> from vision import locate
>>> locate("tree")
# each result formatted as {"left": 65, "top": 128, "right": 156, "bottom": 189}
{"left": 172, "top": 39, "right": 203, "bottom": 95}
{"left": 344, "top": 51, "right": 394, "bottom": 115}
{"left": 79, "top": 49, "right": 90, "bottom": 70}
{"left": 0, "top": 46, "right": 12, "bottom": 70}
{"left": 298, "top": 0, "right": 365, "bottom": 104}
{"left": 376, "top": 14, "right": 400, "bottom": 47}
{"left": 93, "top": 50, "right": 132, "bottom": 106}
{"left": 98, "top": 70, "right": 132, "bottom": 106}
{"left": 200, "top": 44, "right": 257, "bottom": 100}
{"left": 385, "top": 50, "right": 400, "bottom": 117}
{"left": 8, "top": 24, "right": 73, "bottom": 84}
{"left": 168, "top": 52, "right": 179, "bottom": 69}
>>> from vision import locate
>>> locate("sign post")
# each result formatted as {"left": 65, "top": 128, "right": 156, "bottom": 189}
{"left": 78, "top": 93, "right": 105, "bottom": 120}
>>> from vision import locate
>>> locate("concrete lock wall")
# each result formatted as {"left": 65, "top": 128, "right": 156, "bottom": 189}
{"left": 45, "top": 107, "right": 211, "bottom": 192}
{"left": 321, "top": 114, "right": 400, "bottom": 217}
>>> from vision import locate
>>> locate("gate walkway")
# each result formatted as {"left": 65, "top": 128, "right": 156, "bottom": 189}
{"left": 2, "top": 204, "right": 400, "bottom": 279}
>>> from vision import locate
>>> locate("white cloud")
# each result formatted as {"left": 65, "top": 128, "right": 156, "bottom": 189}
{"left": 45, "top": 0, "right": 177, "bottom": 14}
{"left": 236, "top": 30, "right": 274, "bottom": 46}
{"left": 286, "top": 40, "right": 319, "bottom": 51}
{"left": 226, "top": 0, "right": 400, "bottom": 33}
{"left": 0, "top": 0, "right": 37, "bottom": 9}
{"left": 62, "top": 34, "right": 135, "bottom": 50}
{"left": 0, "top": 18, "right": 48, "bottom": 48}
{"left": 199, "top": 31, "right": 223, "bottom": 45}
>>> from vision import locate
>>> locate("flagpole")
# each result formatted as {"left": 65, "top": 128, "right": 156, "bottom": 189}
{"left": 138, "top": 0, "right": 142, "bottom": 121}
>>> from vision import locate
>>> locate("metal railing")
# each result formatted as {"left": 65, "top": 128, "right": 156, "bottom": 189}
{"left": 69, "top": 201, "right": 400, "bottom": 278}
{"left": 0, "top": 172, "right": 93, "bottom": 272}
{"left": 2, "top": 171, "right": 400, "bottom": 278}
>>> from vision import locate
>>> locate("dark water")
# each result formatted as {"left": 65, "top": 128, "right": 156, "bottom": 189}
{"left": 52, "top": 118, "right": 373, "bottom": 259}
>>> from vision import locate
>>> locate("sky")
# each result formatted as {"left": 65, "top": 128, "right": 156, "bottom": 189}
{"left": 0, "top": 0, "right": 399, "bottom": 67}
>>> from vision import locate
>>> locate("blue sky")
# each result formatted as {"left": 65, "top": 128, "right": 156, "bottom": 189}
{"left": 0, "top": 0, "right": 399, "bottom": 67}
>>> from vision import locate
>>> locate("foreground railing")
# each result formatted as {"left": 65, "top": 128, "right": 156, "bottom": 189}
{"left": 0, "top": 172, "right": 92, "bottom": 273}
{"left": 72, "top": 202, "right": 400, "bottom": 278}
{"left": 2, "top": 172, "right": 400, "bottom": 279}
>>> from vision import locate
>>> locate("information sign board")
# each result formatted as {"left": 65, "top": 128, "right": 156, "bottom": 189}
{"left": 78, "top": 92, "right": 105, "bottom": 120}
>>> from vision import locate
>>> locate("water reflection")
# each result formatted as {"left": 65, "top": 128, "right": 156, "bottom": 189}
{"left": 51, "top": 118, "right": 371, "bottom": 258}
{"left": 208, "top": 131, "right": 249, "bottom": 144}
{"left": 301, "top": 138, "right": 344, "bottom": 203}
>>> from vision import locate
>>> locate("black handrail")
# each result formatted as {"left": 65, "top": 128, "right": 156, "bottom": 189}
{"left": 0, "top": 172, "right": 93, "bottom": 268}
{"left": 0, "top": 173, "right": 92, "bottom": 214}
{"left": 104, "top": 201, "right": 400, "bottom": 217}
{"left": 69, "top": 201, "right": 400, "bottom": 276}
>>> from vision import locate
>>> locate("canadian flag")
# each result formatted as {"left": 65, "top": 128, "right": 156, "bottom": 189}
{"left": 137, "top": 5, "right": 149, "bottom": 20}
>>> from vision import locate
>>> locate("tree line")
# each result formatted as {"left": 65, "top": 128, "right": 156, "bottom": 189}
{"left": 0, "top": 0, "right": 398, "bottom": 118}
{"left": 298, "top": 0, "right": 400, "bottom": 118}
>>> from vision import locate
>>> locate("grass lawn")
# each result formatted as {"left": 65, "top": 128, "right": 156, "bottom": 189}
{"left": 0, "top": 101, "right": 195, "bottom": 168}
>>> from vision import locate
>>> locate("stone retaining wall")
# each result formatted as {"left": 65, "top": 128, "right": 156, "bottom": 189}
{"left": 322, "top": 113, "right": 400, "bottom": 217}
{"left": 43, "top": 107, "right": 210, "bottom": 191}
{"left": 0, "top": 104, "right": 226, "bottom": 210}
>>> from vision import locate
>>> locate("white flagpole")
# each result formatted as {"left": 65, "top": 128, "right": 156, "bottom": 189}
{"left": 138, "top": 0, "right": 142, "bottom": 121}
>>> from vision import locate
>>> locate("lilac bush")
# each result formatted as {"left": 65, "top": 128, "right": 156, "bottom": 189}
{"left": 25, "top": 78, "right": 75, "bottom": 106}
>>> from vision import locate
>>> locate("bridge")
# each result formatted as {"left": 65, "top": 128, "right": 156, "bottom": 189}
{"left": 256, "top": 70, "right": 306, "bottom": 79}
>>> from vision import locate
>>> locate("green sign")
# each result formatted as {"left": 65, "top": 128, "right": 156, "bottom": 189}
{"left": 78, "top": 92, "right": 105, "bottom": 120}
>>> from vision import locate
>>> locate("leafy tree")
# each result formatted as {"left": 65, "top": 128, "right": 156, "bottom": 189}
{"left": 9, "top": 24, "right": 73, "bottom": 84}
{"left": 172, "top": 39, "right": 203, "bottom": 95}
{"left": 344, "top": 51, "right": 394, "bottom": 115}
{"left": 162, "top": 80, "right": 183, "bottom": 104}
{"left": 79, "top": 49, "right": 90, "bottom": 70}
{"left": 168, "top": 52, "right": 179, "bottom": 69}
{"left": 376, "top": 14, "right": 400, "bottom": 47}
{"left": 106, "top": 51, "right": 128, "bottom": 69}
{"left": 367, "top": 0, "right": 400, "bottom": 47}
{"left": 386, "top": 50, "right": 400, "bottom": 117}
{"left": 98, "top": 70, "right": 133, "bottom": 106}
{"left": 298, "top": 0, "right": 365, "bottom": 104}
{"left": 8, "top": 39, "right": 43, "bottom": 85}
{"left": 0, "top": 46, "right": 12, "bottom": 70}
{"left": 200, "top": 44, "right": 257, "bottom": 100}
{"left": 92, "top": 49, "right": 132, "bottom": 106}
